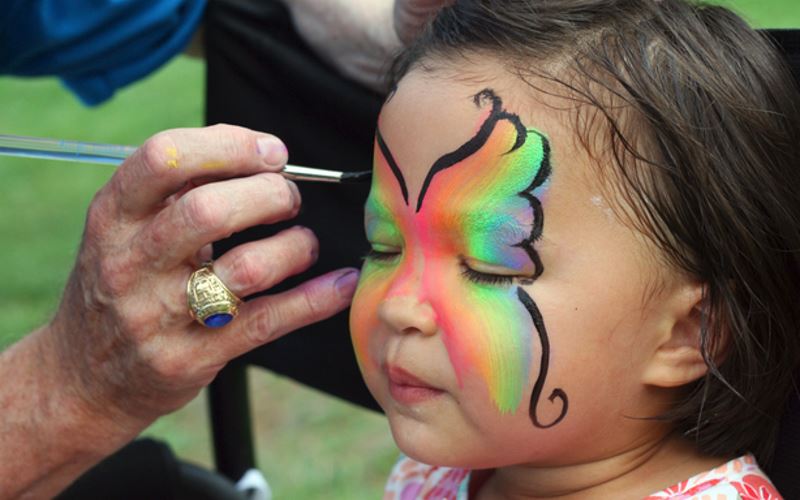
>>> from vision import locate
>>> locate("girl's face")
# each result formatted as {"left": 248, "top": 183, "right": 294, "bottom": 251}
{"left": 350, "top": 67, "right": 681, "bottom": 469}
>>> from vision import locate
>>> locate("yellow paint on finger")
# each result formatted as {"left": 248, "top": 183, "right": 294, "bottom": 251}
{"left": 201, "top": 160, "right": 226, "bottom": 170}
{"left": 166, "top": 146, "right": 179, "bottom": 169}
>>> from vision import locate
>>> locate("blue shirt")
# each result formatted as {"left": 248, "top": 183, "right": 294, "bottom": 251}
{"left": 0, "top": 0, "right": 206, "bottom": 105}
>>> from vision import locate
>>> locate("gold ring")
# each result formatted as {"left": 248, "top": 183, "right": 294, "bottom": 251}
{"left": 187, "top": 262, "right": 241, "bottom": 328}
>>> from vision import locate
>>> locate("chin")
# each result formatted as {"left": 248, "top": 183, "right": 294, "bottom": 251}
{"left": 387, "top": 415, "right": 482, "bottom": 469}
{"left": 389, "top": 415, "right": 444, "bottom": 464}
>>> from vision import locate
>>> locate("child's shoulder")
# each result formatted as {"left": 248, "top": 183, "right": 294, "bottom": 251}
{"left": 644, "top": 454, "right": 781, "bottom": 499}
{"left": 383, "top": 454, "right": 470, "bottom": 500}
{"left": 383, "top": 454, "right": 781, "bottom": 500}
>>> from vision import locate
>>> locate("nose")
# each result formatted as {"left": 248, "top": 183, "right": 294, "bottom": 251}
{"left": 377, "top": 294, "right": 438, "bottom": 336}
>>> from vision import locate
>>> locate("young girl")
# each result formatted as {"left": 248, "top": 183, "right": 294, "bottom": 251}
{"left": 349, "top": 0, "right": 800, "bottom": 498}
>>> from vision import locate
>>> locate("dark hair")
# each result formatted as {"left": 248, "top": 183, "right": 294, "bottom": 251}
{"left": 391, "top": 0, "right": 800, "bottom": 465}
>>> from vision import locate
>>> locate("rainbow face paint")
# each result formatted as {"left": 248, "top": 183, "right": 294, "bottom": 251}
{"left": 352, "top": 89, "right": 568, "bottom": 427}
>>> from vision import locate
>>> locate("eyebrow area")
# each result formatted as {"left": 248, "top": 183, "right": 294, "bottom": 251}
{"left": 366, "top": 200, "right": 531, "bottom": 243}
{"left": 427, "top": 206, "right": 532, "bottom": 241}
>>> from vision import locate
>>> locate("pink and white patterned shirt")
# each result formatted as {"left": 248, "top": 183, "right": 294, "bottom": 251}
{"left": 384, "top": 454, "right": 781, "bottom": 499}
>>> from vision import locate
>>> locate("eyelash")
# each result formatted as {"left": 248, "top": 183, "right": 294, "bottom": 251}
{"left": 459, "top": 260, "right": 514, "bottom": 286}
{"left": 364, "top": 248, "right": 400, "bottom": 262}
{"left": 366, "top": 248, "right": 515, "bottom": 287}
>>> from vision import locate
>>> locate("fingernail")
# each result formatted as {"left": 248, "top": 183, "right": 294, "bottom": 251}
{"left": 257, "top": 136, "right": 288, "bottom": 166}
{"left": 334, "top": 270, "right": 360, "bottom": 300}
{"left": 287, "top": 180, "right": 301, "bottom": 208}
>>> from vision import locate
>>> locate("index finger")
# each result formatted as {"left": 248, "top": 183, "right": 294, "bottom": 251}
{"left": 110, "top": 124, "right": 288, "bottom": 217}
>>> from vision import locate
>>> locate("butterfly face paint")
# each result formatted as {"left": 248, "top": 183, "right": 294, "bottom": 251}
{"left": 352, "top": 88, "right": 568, "bottom": 428}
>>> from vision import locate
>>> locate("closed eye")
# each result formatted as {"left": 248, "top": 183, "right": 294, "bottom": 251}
{"left": 459, "top": 257, "right": 515, "bottom": 286}
{"left": 460, "top": 265, "right": 514, "bottom": 286}
{"left": 363, "top": 244, "right": 402, "bottom": 263}
{"left": 458, "top": 256, "right": 535, "bottom": 286}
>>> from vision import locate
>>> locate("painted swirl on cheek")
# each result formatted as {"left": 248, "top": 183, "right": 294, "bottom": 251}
{"left": 428, "top": 267, "right": 534, "bottom": 414}
{"left": 416, "top": 123, "right": 536, "bottom": 413}
{"left": 353, "top": 88, "right": 567, "bottom": 428}
{"left": 416, "top": 90, "right": 567, "bottom": 426}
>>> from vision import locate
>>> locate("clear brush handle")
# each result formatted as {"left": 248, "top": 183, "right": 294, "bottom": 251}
{"left": 0, "top": 134, "right": 368, "bottom": 183}
{"left": 0, "top": 134, "right": 135, "bottom": 165}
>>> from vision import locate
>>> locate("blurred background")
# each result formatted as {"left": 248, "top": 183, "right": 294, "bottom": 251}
{"left": 0, "top": 1, "right": 797, "bottom": 498}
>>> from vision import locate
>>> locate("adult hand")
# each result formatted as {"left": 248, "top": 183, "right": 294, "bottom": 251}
{"left": 57, "top": 122, "right": 359, "bottom": 419}
{"left": 283, "top": 0, "right": 451, "bottom": 92}
{"left": 0, "top": 124, "right": 359, "bottom": 498}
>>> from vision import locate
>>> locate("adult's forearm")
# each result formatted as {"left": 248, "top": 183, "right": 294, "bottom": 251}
{"left": 282, "top": 0, "right": 400, "bottom": 90}
{"left": 280, "top": 0, "right": 451, "bottom": 91}
{"left": 0, "top": 327, "right": 140, "bottom": 499}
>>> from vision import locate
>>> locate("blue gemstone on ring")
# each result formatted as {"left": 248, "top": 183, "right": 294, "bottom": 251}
{"left": 204, "top": 313, "right": 234, "bottom": 328}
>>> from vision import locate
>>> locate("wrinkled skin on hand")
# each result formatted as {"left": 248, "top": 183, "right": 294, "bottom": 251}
{"left": 53, "top": 124, "right": 359, "bottom": 422}
{"left": 1, "top": 124, "right": 359, "bottom": 499}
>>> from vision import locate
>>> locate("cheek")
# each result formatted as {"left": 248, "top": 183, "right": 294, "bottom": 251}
{"left": 349, "top": 265, "right": 390, "bottom": 371}
{"left": 425, "top": 265, "right": 535, "bottom": 415}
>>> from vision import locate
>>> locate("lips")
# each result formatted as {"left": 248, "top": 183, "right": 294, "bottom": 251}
{"left": 385, "top": 364, "right": 444, "bottom": 404}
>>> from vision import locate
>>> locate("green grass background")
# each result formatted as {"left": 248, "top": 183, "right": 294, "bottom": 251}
{"left": 0, "top": 2, "right": 796, "bottom": 498}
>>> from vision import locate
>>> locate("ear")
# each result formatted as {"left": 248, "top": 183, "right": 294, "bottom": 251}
{"left": 642, "top": 283, "right": 711, "bottom": 388}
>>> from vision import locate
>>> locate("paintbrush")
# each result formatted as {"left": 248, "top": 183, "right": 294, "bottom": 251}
{"left": 0, "top": 134, "right": 372, "bottom": 183}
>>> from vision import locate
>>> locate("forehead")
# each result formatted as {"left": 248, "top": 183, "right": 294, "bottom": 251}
{"left": 371, "top": 64, "right": 663, "bottom": 259}
{"left": 378, "top": 65, "right": 584, "bottom": 195}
